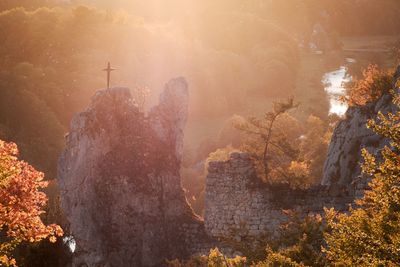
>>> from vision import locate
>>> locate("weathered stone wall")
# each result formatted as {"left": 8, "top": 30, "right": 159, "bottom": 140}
{"left": 205, "top": 152, "right": 355, "bottom": 238}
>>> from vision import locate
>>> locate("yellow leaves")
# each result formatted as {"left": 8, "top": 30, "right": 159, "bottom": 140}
{"left": 344, "top": 64, "right": 392, "bottom": 107}
{"left": 0, "top": 255, "right": 17, "bottom": 267}
{"left": 288, "top": 161, "right": 310, "bottom": 178}
{"left": 286, "top": 161, "right": 313, "bottom": 189}
{"left": 167, "top": 248, "right": 247, "bottom": 267}
{"left": 54, "top": 225, "right": 64, "bottom": 236}
{"left": 206, "top": 146, "right": 239, "bottom": 165}
{"left": 206, "top": 248, "right": 246, "bottom": 267}
{"left": 395, "top": 78, "right": 400, "bottom": 89}
{"left": 324, "top": 91, "right": 400, "bottom": 265}
{"left": 255, "top": 250, "right": 306, "bottom": 267}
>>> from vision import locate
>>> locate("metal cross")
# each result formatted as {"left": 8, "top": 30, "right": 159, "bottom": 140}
{"left": 103, "top": 62, "right": 115, "bottom": 89}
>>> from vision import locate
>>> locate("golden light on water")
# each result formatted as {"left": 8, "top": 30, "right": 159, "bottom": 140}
{"left": 323, "top": 66, "right": 350, "bottom": 116}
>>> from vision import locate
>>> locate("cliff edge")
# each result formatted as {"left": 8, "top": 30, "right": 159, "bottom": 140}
{"left": 322, "top": 66, "right": 400, "bottom": 190}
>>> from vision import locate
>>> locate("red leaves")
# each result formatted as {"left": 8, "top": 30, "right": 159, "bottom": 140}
{"left": 0, "top": 140, "right": 63, "bottom": 265}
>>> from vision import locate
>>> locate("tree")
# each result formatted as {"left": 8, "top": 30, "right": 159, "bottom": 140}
{"left": 0, "top": 140, "right": 63, "bottom": 266}
{"left": 341, "top": 64, "right": 393, "bottom": 107}
{"left": 324, "top": 91, "right": 400, "bottom": 265}
{"left": 234, "top": 97, "right": 299, "bottom": 180}
{"left": 296, "top": 115, "right": 331, "bottom": 187}
{"left": 234, "top": 98, "right": 331, "bottom": 188}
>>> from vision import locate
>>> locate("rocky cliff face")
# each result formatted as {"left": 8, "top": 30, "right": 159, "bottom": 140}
{"left": 322, "top": 67, "right": 400, "bottom": 190}
{"left": 58, "top": 78, "right": 215, "bottom": 267}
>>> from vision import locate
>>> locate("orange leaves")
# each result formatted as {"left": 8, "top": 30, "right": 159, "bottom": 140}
{"left": 342, "top": 64, "right": 393, "bottom": 107}
{"left": 0, "top": 255, "right": 17, "bottom": 267}
{"left": 0, "top": 139, "right": 63, "bottom": 266}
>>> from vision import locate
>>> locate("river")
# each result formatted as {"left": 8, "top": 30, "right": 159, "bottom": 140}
{"left": 323, "top": 58, "right": 355, "bottom": 116}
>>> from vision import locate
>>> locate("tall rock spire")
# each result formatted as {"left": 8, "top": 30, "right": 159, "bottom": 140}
{"left": 58, "top": 78, "right": 215, "bottom": 267}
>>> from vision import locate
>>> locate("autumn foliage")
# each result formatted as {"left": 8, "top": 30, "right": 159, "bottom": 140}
{"left": 167, "top": 248, "right": 246, "bottom": 267}
{"left": 342, "top": 64, "right": 393, "bottom": 107}
{"left": 233, "top": 98, "right": 330, "bottom": 188}
{"left": 0, "top": 140, "right": 63, "bottom": 266}
{"left": 324, "top": 91, "right": 400, "bottom": 265}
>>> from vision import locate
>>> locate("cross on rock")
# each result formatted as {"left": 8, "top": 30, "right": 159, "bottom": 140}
{"left": 103, "top": 62, "right": 115, "bottom": 90}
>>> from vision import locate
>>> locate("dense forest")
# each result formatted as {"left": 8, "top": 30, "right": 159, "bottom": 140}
{"left": 1, "top": 0, "right": 399, "bottom": 176}
{"left": 1, "top": 0, "right": 400, "bottom": 266}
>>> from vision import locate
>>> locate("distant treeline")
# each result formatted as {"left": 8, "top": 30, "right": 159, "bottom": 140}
{"left": 76, "top": 0, "right": 400, "bottom": 36}
{"left": 1, "top": 0, "right": 399, "bottom": 177}
{"left": 0, "top": 4, "right": 299, "bottom": 176}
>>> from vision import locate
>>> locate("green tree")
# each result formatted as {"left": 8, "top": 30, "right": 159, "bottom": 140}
{"left": 324, "top": 91, "right": 400, "bottom": 266}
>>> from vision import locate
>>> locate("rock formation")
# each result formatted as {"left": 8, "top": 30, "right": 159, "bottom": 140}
{"left": 322, "top": 66, "right": 400, "bottom": 190}
{"left": 58, "top": 78, "right": 215, "bottom": 267}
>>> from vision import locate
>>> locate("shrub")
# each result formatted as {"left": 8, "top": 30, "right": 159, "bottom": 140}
{"left": 167, "top": 248, "right": 246, "bottom": 267}
{"left": 324, "top": 90, "right": 400, "bottom": 265}
{"left": 206, "top": 146, "right": 239, "bottom": 166}
{"left": 342, "top": 64, "right": 393, "bottom": 106}
{"left": 0, "top": 140, "right": 63, "bottom": 266}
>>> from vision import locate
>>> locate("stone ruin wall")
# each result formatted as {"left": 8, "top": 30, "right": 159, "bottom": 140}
{"left": 204, "top": 152, "right": 364, "bottom": 239}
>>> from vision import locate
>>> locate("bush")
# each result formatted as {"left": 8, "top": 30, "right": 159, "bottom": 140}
{"left": 342, "top": 64, "right": 393, "bottom": 107}
{"left": 206, "top": 146, "right": 239, "bottom": 166}
{"left": 167, "top": 248, "right": 246, "bottom": 267}
{"left": 0, "top": 140, "right": 63, "bottom": 266}
{"left": 324, "top": 91, "right": 400, "bottom": 265}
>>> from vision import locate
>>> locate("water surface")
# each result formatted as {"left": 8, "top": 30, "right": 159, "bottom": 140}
{"left": 323, "top": 64, "right": 352, "bottom": 116}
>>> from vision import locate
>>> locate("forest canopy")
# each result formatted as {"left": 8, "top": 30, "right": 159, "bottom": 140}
{"left": 0, "top": 3, "right": 301, "bottom": 175}
{"left": 2, "top": 0, "right": 400, "bottom": 176}
{"left": 1, "top": 0, "right": 400, "bottom": 266}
